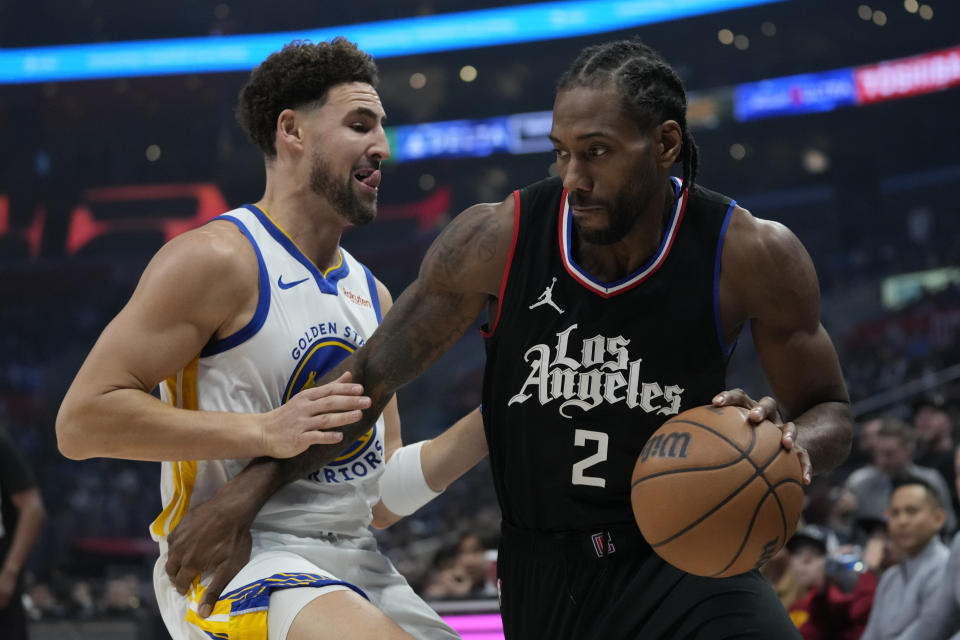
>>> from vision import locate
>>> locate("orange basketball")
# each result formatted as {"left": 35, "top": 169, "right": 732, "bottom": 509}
{"left": 630, "top": 405, "right": 804, "bottom": 578}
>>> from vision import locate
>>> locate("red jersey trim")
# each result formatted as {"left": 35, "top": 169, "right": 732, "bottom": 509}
{"left": 480, "top": 191, "right": 522, "bottom": 338}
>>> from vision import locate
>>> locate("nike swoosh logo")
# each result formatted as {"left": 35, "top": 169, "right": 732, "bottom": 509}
{"left": 277, "top": 275, "right": 310, "bottom": 290}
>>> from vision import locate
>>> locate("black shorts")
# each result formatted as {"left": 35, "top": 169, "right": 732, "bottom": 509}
{"left": 0, "top": 587, "right": 28, "bottom": 640}
{"left": 497, "top": 521, "right": 800, "bottom": 640}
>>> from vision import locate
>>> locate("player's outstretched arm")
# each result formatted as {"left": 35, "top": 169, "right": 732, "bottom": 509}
{"left": 714, "top": 207, "right": 852, "bottom": 481}
{"left": 56, "top": 222, "right": 368, "bottom": 462}
{"left": 166, "top": 196, "right": 515, "bottom": 614}
{"left": 371, "top": 406, "right": 488, "bottom": 529}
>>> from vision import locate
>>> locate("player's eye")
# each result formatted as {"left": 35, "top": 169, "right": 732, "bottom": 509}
{"left": 553, "top": 149, "right": 569, "bottom": 160}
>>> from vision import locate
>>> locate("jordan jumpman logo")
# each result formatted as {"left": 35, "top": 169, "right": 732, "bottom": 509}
{"left": 529, "top": 277, "right": 564, "bottom": 314}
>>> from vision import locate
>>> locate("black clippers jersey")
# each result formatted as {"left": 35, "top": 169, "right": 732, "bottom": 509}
{"left": 481, "top": 176, "right": 737, "bottom": 531}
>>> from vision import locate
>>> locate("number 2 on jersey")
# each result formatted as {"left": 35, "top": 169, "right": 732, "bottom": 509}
{"left": 572, "top": 429, "right": 608, "bottom": 487}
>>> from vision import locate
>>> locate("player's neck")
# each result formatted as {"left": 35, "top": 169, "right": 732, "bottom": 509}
{"left": 574, "top": 183, "right": 675, "bottom": 282}
{"left": 256, "top": 185, "right": 345, "bottom": 273}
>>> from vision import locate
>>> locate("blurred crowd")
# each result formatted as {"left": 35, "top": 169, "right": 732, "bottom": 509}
{"left": 1, "top": 197, "right": 959, "bottom": 635}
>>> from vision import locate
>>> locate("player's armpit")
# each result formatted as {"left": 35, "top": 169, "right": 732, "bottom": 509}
{"left": 721, "top": 208, "right": 852, "bottom": 475}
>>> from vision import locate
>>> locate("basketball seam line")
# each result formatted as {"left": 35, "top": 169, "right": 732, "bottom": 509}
{"left": 709, "top": 476, "right": 804, "bottom": 578}
{"left": 643, "top": 423, "right": 791, "bottom": 555}
{"left": 643, "top": 420, "right": 762, "bottom": 547}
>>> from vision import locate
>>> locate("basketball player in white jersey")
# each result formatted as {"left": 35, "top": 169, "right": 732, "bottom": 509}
{"left": 56, "top": 39, "right": 486, "bottom": 640}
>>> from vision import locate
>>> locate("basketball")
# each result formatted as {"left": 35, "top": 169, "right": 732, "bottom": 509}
{"left": 630, "top": 405, "right": 804, "bottom": 578}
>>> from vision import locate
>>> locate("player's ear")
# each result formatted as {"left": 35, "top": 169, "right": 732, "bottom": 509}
{"left": 656, "top": 120, "right": 682, "bottom": 169}
{"left": 276, "top": 109, "right": 304, "bottom": 155}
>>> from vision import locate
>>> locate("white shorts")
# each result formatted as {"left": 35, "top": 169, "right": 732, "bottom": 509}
{"left": 155, "top": 530, "right": 458, "bottom": 640}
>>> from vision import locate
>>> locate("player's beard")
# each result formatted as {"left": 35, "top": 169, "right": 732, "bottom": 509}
{"left": 569, "top": 182, "right": 645, "bottom": 246}
{"left": 309, "top": 153, "right": 376, "bottom": 226}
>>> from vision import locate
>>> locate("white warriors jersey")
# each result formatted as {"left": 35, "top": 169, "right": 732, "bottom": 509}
{"left": 150, "top": 204, "right": 386, "bottom": 543}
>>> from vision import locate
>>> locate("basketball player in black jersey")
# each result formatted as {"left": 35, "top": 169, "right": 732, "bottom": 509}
{"left": 166, "top": 40, "right": 852, "bottom": 638}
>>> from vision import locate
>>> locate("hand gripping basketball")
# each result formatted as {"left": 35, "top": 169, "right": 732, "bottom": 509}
{"left": 630, "top": 405, "right": 804, "bottom": 578}
{"left": 712, "top": 388, "right": 812, "bottom": 485}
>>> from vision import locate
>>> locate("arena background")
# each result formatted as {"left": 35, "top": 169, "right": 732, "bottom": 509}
{"left": 1, "top": 0, "right": 958, "bottom": 638}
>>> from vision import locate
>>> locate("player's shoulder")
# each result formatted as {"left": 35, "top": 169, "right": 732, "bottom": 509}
{"left": 144, "top": 215, "right": 258, "bottom": 299}
{"left": 723, "top": 202, "right": 815, "bottom": 283}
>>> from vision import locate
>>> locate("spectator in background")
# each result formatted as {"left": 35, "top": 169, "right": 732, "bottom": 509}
{"left": 0, "top": 427, "right": 46, "bottom": 640}
{"left": 846, "top": 418, "right": 884, "bottom": 471}
{"left": 786, "top": 525, "right": 880, "bottom": 640}
{"left": 913, "top": 395, "right": 957, "bottom": 512}
{"left": 845, "top": 418, "right": 956, "bottom": 533}
{"left": 453, "top": 533, "right": 496, "bottom": 598}
{"left": 909, "top": 446, "right": 960, "bottom": 639}
{"left": 861, "top": 476, "right": 949, "bottom": 640}
{"left": 421, "top": 533, "right": 496, "bottom": 599}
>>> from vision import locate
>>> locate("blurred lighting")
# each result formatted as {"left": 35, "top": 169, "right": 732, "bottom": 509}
{"left": 858, "top": 4, "right": 873, "bottom": 19}
{"left": 802, "top": 149, "right": 830, "bottom": 173}
{"left": 146, "top": 145, "right": 162, "bottom": 162}
{"left": 214, "top": 4, "right": 230, "bottom": 19}
{"left": 729, "top": 143, "right": 746, "bottom": 160}
{"left": 734, "top": 34, "right": 750, "bottom": 50}
{"left": 418, "top": 174, "right": 436, "bottom": 190}
{"left": 919, "top": 4, "right": 933, "bottom": 19}
{"left": 459, "top": 65, "right": 478, "bottom": 82}
{"left": 409, "top": 72, "right": 427, "bottom": 89}
{"left": 718, "top": 29, "right": 734, "bottom": 45}
{"left": 872, "top": 10, "right": 887, "bottom": 25}
{"left": 904, "top": 0, "right": 919, "bottom": 13}
{"left": 0, "top": 0, "right": 788, "bottom": 84}
{"left": 761, "top": 21, "right": 777, "bottom": 36}
{"left": 548, "top": 162, "right": 559, "bottom": 177}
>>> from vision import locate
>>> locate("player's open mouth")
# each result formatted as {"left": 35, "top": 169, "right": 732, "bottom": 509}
{"left": 354, "top": 168, "right": 381, "bottom": 193}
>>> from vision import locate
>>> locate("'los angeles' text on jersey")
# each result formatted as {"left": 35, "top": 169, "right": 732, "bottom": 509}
{"left": 508, "top": 323, "right": 683, "bottom": 419}
{"left": 481, "top": 177, "right": 739, "bottom": 532}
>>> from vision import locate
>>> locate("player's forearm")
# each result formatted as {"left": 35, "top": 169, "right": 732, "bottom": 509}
{"left": 793, "top": 400, "right": 852, "bottom": 475}
{"left": 264, "top": 279, "right": 486, "bottom": 486}
{"left": 421, "top": 408, "right": 488, "bottom": 491}
{"left": 56, "top": 387, "right": 263, "bottom": 461}
{"left": 2, "top": 491, "right": 44, "bottom": 576}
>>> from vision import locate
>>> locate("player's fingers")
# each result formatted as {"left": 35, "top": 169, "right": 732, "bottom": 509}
{"left": 197, "top": 563, "right": 239, "bottom": 619}
{"left": 798, "top": 446, "right": 813, "bottom": 485}
{"left": 165, "top": 545, "right": 182, "bottom": 582}
{"left": 310, "top": 394, "right": 371, "bottom": 416}
{"left": 712, "top": 388, "right": 756, "bottom": 409}
{"left": 749, "top": 396, "right": 780, "bottom": 424}
{"left": 173, "top": 565, "right": 198, "bottom": 596}
{"left": 302, "top": 430, "right": 346, "bottom": 448}
{"left": 303, "top": 379, "right": 364, "bottom": 400}
{"left": 780, "top": 421, "right": 798, "bottom": 450}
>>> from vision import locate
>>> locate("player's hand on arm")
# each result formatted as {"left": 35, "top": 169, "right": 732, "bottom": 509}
{"left": 167, "top": 197, "right": 515, "bottom": 612}
{"left": 716, "top": 208, "right": 852, "bottom": 482}
{"left": 57, "top": 223, "right": 367, "bottom": 461}
{"left": 372, "top": 406, "right": 488, "bottom": 528}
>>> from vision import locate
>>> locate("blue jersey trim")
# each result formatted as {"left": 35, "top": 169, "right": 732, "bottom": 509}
{"left": 713, "top": 200, "right": 738, "bottom": 357}
{"left": 220, "top": 572, "right": 368, "bottom": 615}
{"left": 563, "top": 177, "right": 683, "bottom": 289}
{"left": 200, "top": 214, "right": 271, "bottom": 358}
{"left": 362, "top": 264, "right": 382, "bottom": 323}
{"left": 243, "top": 204, "right": 350, "bottom": 294}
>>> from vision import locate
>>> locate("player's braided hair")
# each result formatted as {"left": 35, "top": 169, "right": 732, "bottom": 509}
{"left": 237, "top": 38, "right": 379, "bottom": 158}
{"left": 558, "top": 39, "right": 699, "bottom": 192}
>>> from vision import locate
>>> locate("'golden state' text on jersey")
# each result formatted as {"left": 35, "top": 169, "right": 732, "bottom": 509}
{"left": 150, "top": 204, "right": 386, "bottom": 544}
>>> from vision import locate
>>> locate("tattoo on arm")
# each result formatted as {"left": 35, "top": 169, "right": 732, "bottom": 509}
{"left": 261, "top": 208, "right": 501, "bottom": 485}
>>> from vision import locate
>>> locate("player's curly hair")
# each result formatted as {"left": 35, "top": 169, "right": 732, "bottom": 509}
{"left": 236, "top": 38, "right": 379, "bottom": 158}
{"left": 558, "top": 39, "right": 699, "bottom": 192}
